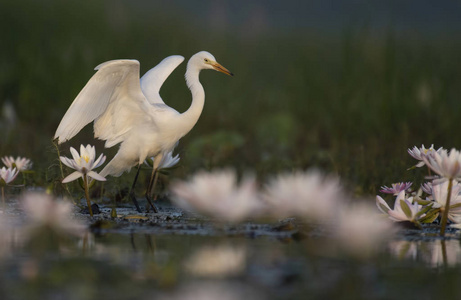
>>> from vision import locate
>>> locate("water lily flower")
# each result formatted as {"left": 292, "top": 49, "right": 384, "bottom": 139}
{"left": 431, "top": 180, "right": 461, "bottom": 223}
{"left": 1, "top": 156, "right": 32, "bottom": 171}
{"left": 408, "top": 144, "right": 443, "bottom": 168}
{"left": 264, "top": 170, "right": 343, "bottom": 221}
{"left": 60, "top": 145, "right": 106, "bottom": 217}
{"left": 421, "top": 181, "right": 433, "bottom": 195}
{"left": 0, "top": 167, "right": 19, "bottom": 186}
{"left": 170, "top": 169, "right": 262, "bottom": 223}
{"left": 422, "top": 148, "right": 461, "bottom": 182}
{"left": 422, "top": 148, "right": 461, "bottom": 235}
{"left": 0, "top": 167, "right": 19, "bottom": 211}
{"left": 376, "top": 190, "right": 425, "bottom": 223}
{"left": 60, "top": 144, "right": 106, "bottom": 183}
{"left": 21, "top": 192, "right": 86, "bottom": 237}
{"left": 146, "top": 150, "right": 180, "bottom": 170}
{"left": 380, "top": 182, "right": 413, "bottom": 195}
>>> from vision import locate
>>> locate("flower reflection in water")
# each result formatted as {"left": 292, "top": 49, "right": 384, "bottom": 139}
{"left": 389, "top": 239, "right": 461, "bottom": 267}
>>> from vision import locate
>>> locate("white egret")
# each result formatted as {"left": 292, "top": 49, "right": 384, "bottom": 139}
{"left": 54, "top": 51, "right": 233, "bottom": 212}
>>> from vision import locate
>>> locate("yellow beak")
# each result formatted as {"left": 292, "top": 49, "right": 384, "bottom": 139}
{"left": 211, "top": 62, "right": 234, "bottom": 76}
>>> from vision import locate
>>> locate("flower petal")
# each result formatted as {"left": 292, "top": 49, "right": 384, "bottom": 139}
{"left": 87, "top": 171, "right": 106, "bottom": 182}
{"left": 62, "top": 171, "right": 83, "bottom": 183}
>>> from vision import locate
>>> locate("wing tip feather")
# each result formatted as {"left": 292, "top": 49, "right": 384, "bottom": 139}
{"left": 94, "top": 59, "right": 140, "bottom": 71}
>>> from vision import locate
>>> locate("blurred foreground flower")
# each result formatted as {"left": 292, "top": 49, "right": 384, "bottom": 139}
{"left": 184, "top": 245, "right": 246, "bottom": 278}
{"left": 21, "top": 192, "right": 86, "bottom": 237}
{"left": 408, "top": 144, "right": 443, "bottom": 168}
{"left": 0, "top": 167, "right": 19, "bottom": 211}
{"left": 2, "top": 156, "right": 32, "bottom": 171}
{"left": 376, "top": 190, "right": 429, "bottom": 227}
{"left": 60, "top": 144, "right": 106, "bottom": 216}
{"left": 335, "top": 203, "right": 396, "bottom": 257}
{"left": 380, "top": 182, "right": 413, "bottom": 195}
{"left": 264, "top": 171, "right": 343, "bottom": 221}
{"left": 170, "top": 170, "right": 262, "bottom": 222}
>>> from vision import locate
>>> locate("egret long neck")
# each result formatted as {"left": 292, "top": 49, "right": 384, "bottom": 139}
{"left": 181, "top": 65, "right": 205, "bottom": 134}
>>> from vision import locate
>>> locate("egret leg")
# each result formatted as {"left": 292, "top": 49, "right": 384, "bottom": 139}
{"left": 145, "top": 154, "right": 163, "bottom": 213}
{"left": 129, "top": 164, "right": 142, "bottom": 213}
{"left": 145, "top": 167, "right": 159, "bottom": 213}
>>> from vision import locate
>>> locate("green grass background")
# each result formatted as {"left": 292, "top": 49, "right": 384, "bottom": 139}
{"left": 1, "top": 0, "right": 461, "bottom": 198}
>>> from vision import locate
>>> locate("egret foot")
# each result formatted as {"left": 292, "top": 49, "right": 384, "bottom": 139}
{"left": 129, "top": 191, "right": 142, "bottom": 213}
{"left": 145, "top": 193, "right": 158, "bottom": 213}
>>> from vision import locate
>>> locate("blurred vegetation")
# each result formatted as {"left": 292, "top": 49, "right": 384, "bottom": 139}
{"left": 1, "top": 0, "right": 461, "bottom": 198}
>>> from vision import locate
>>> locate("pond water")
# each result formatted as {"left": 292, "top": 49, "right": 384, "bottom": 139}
{"left": 2, "top": 204, "right": 461, "bottom": 300}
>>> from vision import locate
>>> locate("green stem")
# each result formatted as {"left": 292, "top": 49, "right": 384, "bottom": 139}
{"left": 440, "top": 178, "right": 453, "bottom": 236}
{"left": 83, "top": 175, "right": 93, "bottom": 217}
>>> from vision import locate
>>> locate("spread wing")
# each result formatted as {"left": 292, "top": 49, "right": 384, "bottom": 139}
{"left": 140, "top": 55, "right": 184, "bottom": 105}
{"left": 54, "top": 60, "right": 148, "bottom": 145}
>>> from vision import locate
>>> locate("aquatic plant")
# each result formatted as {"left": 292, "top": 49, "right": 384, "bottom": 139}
{"left": 170, "top": 169, "right": 262, "bottom": 222}
{"left": 21, "top": 192, "right": 86, "bottom": 237}
{"left": 145, "top": 150, "right": 180, "bottom": 201}
{"left": 1, "top": 156, "right": 32, "bottom": 171}
{"left": 379, "top": 146, "right": 461, "bottom": 236}
{"left": 0, "top": 166, "right": 19, "bottom": 211}
{"left": 263, "top": 170, "right": 343, "bottom": 221}
{"left": 422, "top": 148, "right": 461, "bottom": 235}
{"left": 407, "top": 144, "right": 443, "bottom": 168}
{"left": 376, "top": 190, "right": 429, "bottom": 227}
{"left": 380, "top": 182, "right": 413, "bottom": 195}
{"left": 60, "top": 144, "right": 106, "bottom": 216}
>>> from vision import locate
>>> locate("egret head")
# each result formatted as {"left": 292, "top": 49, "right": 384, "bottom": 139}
{"left": 191, "top": 51, "right": 233, "bottom": 76}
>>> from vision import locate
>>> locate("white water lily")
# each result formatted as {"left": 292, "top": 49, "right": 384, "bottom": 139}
{"left": 431, "top": 180, "right": 461, "bottom": 223}
{"left": 0, "top": 167, "right": 19, "bottom": 185}
{"left": 60, "top": 144, "right": 106, "bottom": 183}
{"left": 376, "top": 190, "right": 425, "bottom": 223}
{"left": 147, "top": 151, "right": 180, "bottom": 170}
{"left": 1, "top": 156, "right": 32, "bottom": 171}
{"left": 21, "top": 192, "right": 86, "bottom": 236}
{"left": 170, "top": 169, "right": 262, "bottom": 222}
{"left": 408, "top": 144, "right": 443, "bottom": 168}
{"left": 264, "top": 170, "right": 343, "bottom": 221}
{"left": 422, "top": 148, "right": 461, "bottom": 182}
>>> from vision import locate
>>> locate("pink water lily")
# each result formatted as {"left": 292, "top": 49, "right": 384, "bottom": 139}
{"left": 380, "top": 182, "right": 413, "bottom": 195}
{"left": 60, "top": 144, "right": 106, "bottom": 183}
